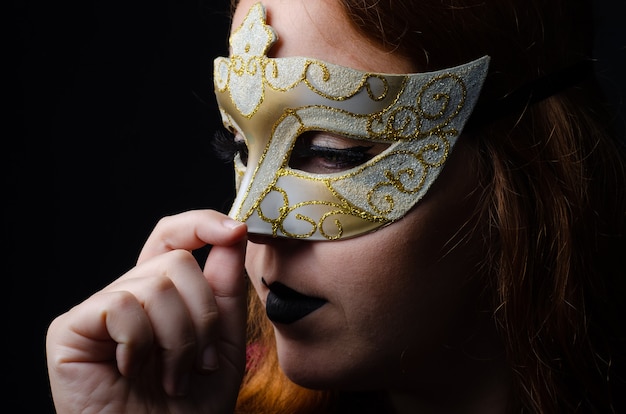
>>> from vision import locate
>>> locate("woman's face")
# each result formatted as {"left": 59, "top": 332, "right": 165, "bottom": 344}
{"left": 234, "top": 0, "right": 492, "bottom": 392}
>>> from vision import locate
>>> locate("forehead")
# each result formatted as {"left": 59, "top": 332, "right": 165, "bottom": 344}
{"left": 231, "top": 0, "right": 417, "bottom": 73}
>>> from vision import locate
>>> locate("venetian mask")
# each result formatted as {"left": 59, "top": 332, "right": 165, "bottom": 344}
{"left": 214, "top": 2, "right": 489, "bottom": 241}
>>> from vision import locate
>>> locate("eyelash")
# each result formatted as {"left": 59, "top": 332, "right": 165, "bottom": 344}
{"left": 211, "top": 129, "right": 375, "bottom": 170}
{"left": 212, "top": 130, "right": 248, "bottom": 164}
{"left": 291, "top": 143, "right": 375, "bottom": 169}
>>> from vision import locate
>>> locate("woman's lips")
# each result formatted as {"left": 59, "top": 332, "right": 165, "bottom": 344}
{"left": 262, "top": 278, "right": 327, "bottom": 324}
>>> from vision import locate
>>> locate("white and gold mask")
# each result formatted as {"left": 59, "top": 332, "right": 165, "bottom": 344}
{"left": 214, "top": 2, "right": 489, "bottom": 241}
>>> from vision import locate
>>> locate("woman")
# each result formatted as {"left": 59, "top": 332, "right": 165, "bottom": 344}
{"left": 46, "top": 0, "right": 626, "bottom": 413}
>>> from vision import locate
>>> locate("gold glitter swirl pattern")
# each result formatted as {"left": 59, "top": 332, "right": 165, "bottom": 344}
{"left": 213, "top": 3, "right": 393, "bottom": 119}
{"left": 367, "top": 73, "right": 466, "bottom": 141}
{"left": 215, "top": 55, "right": 392, "bottom": 118}
{"left": 213, "top": 2, "right": 490, "bottom": 240}
{"left": 251, "top": 170, "right": 389, "bottom": 240}
{"left": 366, "top": 137, "right": 450, "bottom": 215}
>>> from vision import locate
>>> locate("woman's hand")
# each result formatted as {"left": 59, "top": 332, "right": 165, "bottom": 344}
{"left": 46, "top": 210, "right": 248, "bottom": 413}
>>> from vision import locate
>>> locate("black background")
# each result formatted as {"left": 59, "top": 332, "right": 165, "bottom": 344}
{"left": 10, "top": 0, "right": 625, "bottom": 411}
{"left": 12, "top": 0, "right": 233, "bottom": 411}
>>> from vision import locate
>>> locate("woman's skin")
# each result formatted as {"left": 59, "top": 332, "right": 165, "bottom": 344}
{"left": 46, "top": 0, "right": 510, "bottom": 412}
{"left": 240, "top": 0, "right": 509, "bottom": 411}
{"left": 47, "top": 210, "right": 249, "bottom": 412}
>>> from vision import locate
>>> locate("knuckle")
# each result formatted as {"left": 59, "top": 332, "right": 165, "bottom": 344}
{"left": 198, "top": 308, "right": 220, "bottom": 332}
{"left": 163, "top": 249, "right": 198, "bottom": 267}
{"left": 144, "top": 274, "right": 177, "bottom": 294}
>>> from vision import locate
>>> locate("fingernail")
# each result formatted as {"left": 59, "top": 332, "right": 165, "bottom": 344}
{"left": 222, "top": 218, "right": 245, "bottom": 230}
{"left": 202, "top": 346, "right": 220, "bottom": 370}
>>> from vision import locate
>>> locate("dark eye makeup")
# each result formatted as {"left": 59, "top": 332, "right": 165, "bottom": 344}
{"left": 289, "top": 141, "right": 375, "bottom": 172}
{"left": 212, "top": 129, "right": 387, "bottom": 173}
{"left": 288, "top": 131, "right": 385, "bottom": 173}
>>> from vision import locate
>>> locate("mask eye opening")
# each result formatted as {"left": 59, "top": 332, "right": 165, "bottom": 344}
{"left": 287, "top": 131, "right": 390, "bottom": 174}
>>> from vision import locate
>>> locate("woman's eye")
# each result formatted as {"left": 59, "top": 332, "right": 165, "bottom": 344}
{"left": 291, "top": 145, "right": 374, "bottom": 171}
{"left": 212, "top": 129, "right": 249, "bottom": 166}
{"left": 289, "top": 132, "right": 387, "bottom": 173}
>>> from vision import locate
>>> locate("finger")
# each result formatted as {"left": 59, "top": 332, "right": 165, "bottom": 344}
{"left": 137, "top": 210, "right": 247, "bottom": 264}
{"left": 136, "top": 274, "right": 199, "bottom": 396}
{"left": 107, "top": 250, "right": 222, "bottom": 375}
{"left": 105, "top": 268, "right": 201, "bottom": 396}
{"left": 136, "top": 209, "right": 249, "bottom": 377}
{"left": 83, "top": 284, "right": 197, "bottom": 397}
{"left": 46, "top": 291, "right": 154, "bottom": 379}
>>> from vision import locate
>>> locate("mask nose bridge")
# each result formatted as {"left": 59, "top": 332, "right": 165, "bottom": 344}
{"left": 228, "top": 104, "right": 306, "bottom": 222}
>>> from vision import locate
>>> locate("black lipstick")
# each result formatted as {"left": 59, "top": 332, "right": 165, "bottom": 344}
{"left": 262, "top": 278, "right": 327, "bottom": 324}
